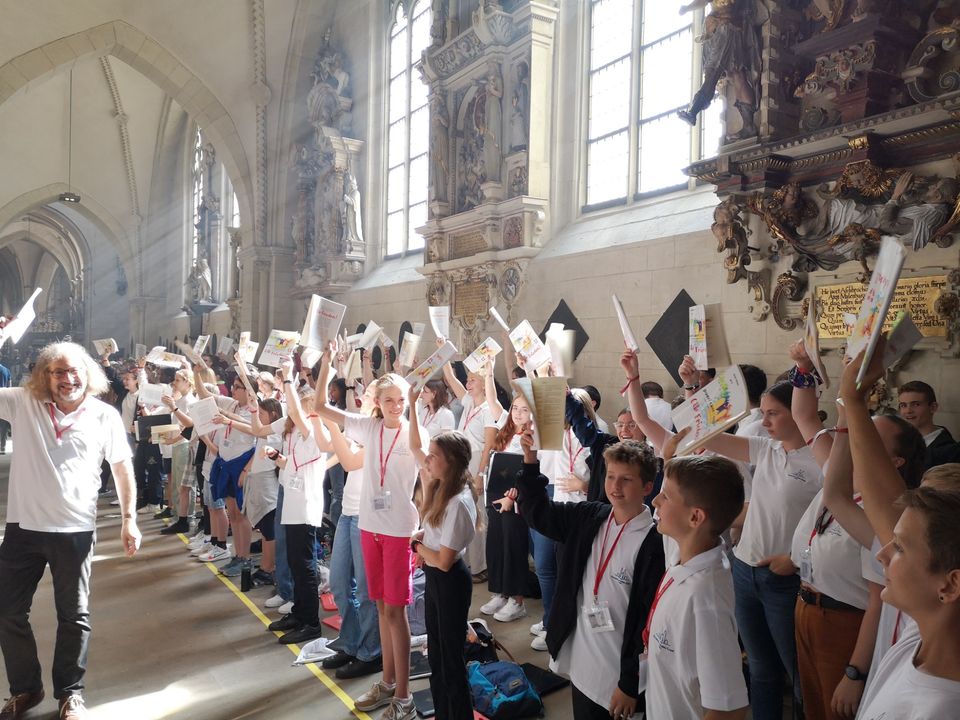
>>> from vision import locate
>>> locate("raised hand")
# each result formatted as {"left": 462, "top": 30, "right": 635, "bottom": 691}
{"left": 678, "top": 355, "right": 698, "bottom": 387}
{"left": 620, "top": 349, "right": 639, "bottom": 379}
{"left": 788, "top": 339, "right": 813, "bottom": 372}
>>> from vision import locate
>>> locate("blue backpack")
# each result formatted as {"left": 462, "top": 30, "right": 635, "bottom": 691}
{"left": 467, "top": 660, "right": 543, "bottom": 720}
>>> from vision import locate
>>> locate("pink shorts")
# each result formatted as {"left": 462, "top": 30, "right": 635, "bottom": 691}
{"left": 360, "top": 530, "right": 414, "bottom": 606}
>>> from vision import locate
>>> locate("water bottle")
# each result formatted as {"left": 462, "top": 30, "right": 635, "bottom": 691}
{"left": 240, "top": 565, "right": 252, "bottom": 592}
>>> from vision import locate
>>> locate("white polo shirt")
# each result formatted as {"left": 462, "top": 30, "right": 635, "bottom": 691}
{"left": 418, "top": 402, "right": 455, "bottom": 437}
{"left": 457, "top": 394, "right": 500, "bottom": 475}
{"left": 539, "top": 428, "right": 590, "bottom": 503}
{"left": 0, "top": 388, "right": 131, "bottom": 532}
{"left": 275, "top": 418, "right": 327, "bottom": 527}
{"left": 646, "top": 545, "right": 749, "bottom": 719}
{"left": 422, "top": 486, "right": 477, "bottom": 558}
{"left": 857, "top": 623, "right": 960, "bottom": 719}
{"left": 551, "top": 508, "right": 656, "bottom": 712}
{"left": 735, "top": 437, "right": 822, "bottom": 566}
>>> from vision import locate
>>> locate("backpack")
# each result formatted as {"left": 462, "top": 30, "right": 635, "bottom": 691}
{"left": 467, "top": 660, "right": 543, "bottom": 720}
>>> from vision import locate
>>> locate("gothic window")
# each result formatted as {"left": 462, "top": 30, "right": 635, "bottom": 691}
{"left": 385, "top": 0, "right": 432, "bottom": 258}
{"left": 584, "top": 0, "right": 720, "bottom": 209}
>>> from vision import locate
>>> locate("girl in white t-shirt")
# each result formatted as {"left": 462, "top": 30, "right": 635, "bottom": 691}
{"left": 315, "top": 349, "right": 424, "bottom": 720}
{"left": 409, "top": 424, "right": 479, "bottom": 720}
{"left": 417, "top": 379, "right": 456, "bottom": 437}
{"left": 626, "top": 351, "right": 821, "bottom": 720}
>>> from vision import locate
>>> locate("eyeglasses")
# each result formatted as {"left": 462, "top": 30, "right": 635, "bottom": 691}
{"left": 614, "top": 421, "right": 638, "bottom": 430}
{"left": 48, "top": 368, "right": 83, "bottom": 380}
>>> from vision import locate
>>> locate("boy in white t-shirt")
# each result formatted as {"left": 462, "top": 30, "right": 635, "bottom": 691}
{"left": 645, "top": 428, "right": 748, "bottom": 720}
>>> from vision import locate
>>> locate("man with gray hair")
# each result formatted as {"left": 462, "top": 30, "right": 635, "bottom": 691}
{"left": 0, "top": 342, "right": 140, "bottom": 720}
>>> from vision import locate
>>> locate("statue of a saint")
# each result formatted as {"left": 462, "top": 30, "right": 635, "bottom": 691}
{"left": 480, "top": 62, "right": 503, "bottom": 183}
{"left": 678, "top": 0, "right": 764, "bottom": 139}
{"left": 430, "top": 96, "right": 450, "bottom": 202}
{"left": 879, "top": 172, "right": 959, "bottom": 250}
{"left": 341, "top": 173, "right": 364, "bottom": 254}
{"left": 187, "top": 258, "right": 213, "bottom": 303}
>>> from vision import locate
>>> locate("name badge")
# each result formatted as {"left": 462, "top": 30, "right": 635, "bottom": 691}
{"left": 287, "top": 474, "right": 304, "bottom": 492}
{"left": 583, "top": 601, "right": 614, "bottom": 633}
{"left": 799, "top": 546, "right": 813, "bottom": 584}
{"left": 373, "top": 491, "right": 393, "bottom": 511}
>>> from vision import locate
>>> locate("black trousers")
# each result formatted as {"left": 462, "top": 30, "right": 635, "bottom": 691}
{"left": 571, "top": 683, "right": 613, "bottom": 720}
{"left": 0, "top": 524, "right": 94, "bottom": 699}
{"left": 133, "top": 441, "right": 164, "bottom": 505}
{"left": 285, "top": 523, "right": 319, "bottom": 626}
{"left": 485, "top": 506, "right": 529, "bottom": 597}
{"left": 425, "top": 560, "right": 473, "bottom": 720}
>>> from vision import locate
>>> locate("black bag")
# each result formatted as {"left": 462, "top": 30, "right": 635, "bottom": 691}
{"left": 464, "top": 620, "right": 505, "bottom": 664}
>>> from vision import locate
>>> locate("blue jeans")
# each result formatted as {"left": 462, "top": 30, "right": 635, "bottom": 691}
{"left": 274, "top": 486, "right": 294, "bottom": 602}
{"left": 326, "top": 464, "right": 346, "bottom": 529}
{"left": 732, "top": 557, "right": 801, "bottom": 720}
{"left": 329, "top": 514, "right": 381, "bottom": 661}
{"left": 529, "top": 486, "right": 556, "bottom": 626}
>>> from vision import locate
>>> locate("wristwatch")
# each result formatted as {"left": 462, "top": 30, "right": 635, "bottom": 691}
{"left": 844, "top": 664, "right": 867, "bottom": 682}
{"left": 683, "top": 384, "right": 699, "bottom": 391}
{"left": 410, "top": 538, "right": 422, "bottom": 552}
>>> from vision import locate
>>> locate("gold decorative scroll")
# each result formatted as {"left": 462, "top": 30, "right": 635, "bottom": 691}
{"left": 815, "top": 275, "right": 948, "bottom": 339}
{"left": 453, "top": 281, "right": 489, "bottom": 319}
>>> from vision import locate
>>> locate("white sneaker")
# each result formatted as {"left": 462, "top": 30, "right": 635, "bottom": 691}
{"left": 529, "top": 621, "right": 544, "bottom": 636}
{"left": 197, "top": 546, "right": 231, "bottom": 562}
{"left": 188, "top": 530, "right": 205, "bottom": 543}
{"left": 493, "top": 598, "right": 527, "bottom": 623}
{"left": 530, "top": 633, "right": 548, "bottom": 651}
{"left": 480, "top": 595, "right": 508, "bottom": 616}
{"left": 264, "top": 594, "right": 285, "bottom": 608}
{"left": 278, "top": 600, "right": 294, "bottom": 614}
{"left": 188, "top": 534, "right": 208, "bottom": 548}
{"left": 190, "top": 542, "right": 213, "bottom": 557}
{"left": 109, "top": 499, "right": 121, "bottom": 506}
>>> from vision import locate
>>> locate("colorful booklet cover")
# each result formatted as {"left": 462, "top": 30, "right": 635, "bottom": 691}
{"left": 464, "top": 337, "right": 503, "bottom": 375}
{"left": 217, "top": 336, "right": 234, "bottom": 356}
{"left": 612, "top": 294, "right": 639, "bottom": 351}
{"left": 146, "top": 346, "right": 186, "bottom": 368}
{"left": 428, "top": 306, "right": 450, "bottom": 339}
{"left": 258, "top": 329, "right": 301, "bottom": 368}
{"left": 689, "top": 303, "right": 730, "bottom": 371}
{"left": 92, "top": 338, "right": 118, "bottom": 357}
{"left": 301, "top": 294, "right": 347, "bottom": 350}
{"left": 238, "top": 331, "right": 258, "bottom": 364}
{"left": 803, "top": 296, "right": 829, "bottom": 389}
{"left": 671, "top": 365, "right": 750, "bottom": 455}
{"left": 845, "top": 237, "right": 907, "bottom": 386}
{"left": 0, "top": 287, "right": 43, "bottom": 346}
{"left": 511, "top": 376, "right": 567, "bottom": 451}
{"left": 193, "top": 335, "right": 211, "bottom": 356}
{"left": 509, "top": 319, "right": 552, "bottom": 371}
{"left": 405, "top": 341, "right": 458, "bottom": 391}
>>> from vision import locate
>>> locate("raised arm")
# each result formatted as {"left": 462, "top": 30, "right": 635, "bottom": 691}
{"left": 408, "top": 384, "right": 426, "bottom": 467}
{"left": 789, "top": 340, "right": 832, "bottom": 467}
{"left": 313, "top": 346, "right": 351, "bottom": 426}
{"left": 621, "top": 350, "right": 669, "bottom": 452}
{"left": 484, "top": 357, "right": 504, "bottom": 422}
{"left": 323, "top": 418, "right": 365, "bottom": 472}
{"left": 820, "top": 406, "right": 874, "bottom": 547}
{"left": 281, "top": 359, "right": 311, "bottom": 439}
{"left": 839, "top": 341, "right": 906, "bottom": 546}
{"left": 440, "top": 337, "right": 467, "bottom": 400}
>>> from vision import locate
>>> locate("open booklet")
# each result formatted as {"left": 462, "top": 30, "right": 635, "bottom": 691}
{"left": 398, "top": 322, "right": 426, "bottom": 369}
{"left": 93, "top": 338, "right": 119, "bottom": 357}
{"left": 258, "top": 329, "right": 301, "bottom": 368}
{"left": 146, "top": 346, "right": 186, "bottom": 368}
{"left": 509, "top": 319, "right": 552, "bottom": 371}
{"left": 428, "top": 306, "right": 450, "bottom": 338}
{"left": 405, "top": 341, "right": 458, "bottom": 391}
{"left": 187, "top": 396, "right": 220, "bottom": 436}
{"left": 463, "top": 337, "right": 502, "bottom": 374}
{"left": 670, "top": 365, "right": 750, "bottom": 455}
{"left": 510, "top": 376, "right": 566, "bottom": 451}
{"left": 689, "top": 303, "right": 730, "bottom": 370}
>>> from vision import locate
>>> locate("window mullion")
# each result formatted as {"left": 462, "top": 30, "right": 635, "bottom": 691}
{"left": 627, "top": 0, "right": 642, "bottom": 200}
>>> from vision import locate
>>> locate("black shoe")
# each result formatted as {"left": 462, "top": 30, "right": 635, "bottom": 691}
{"left": 155, "top": 506, "right": 174, "bottom": 519}
{"left": 267, "top": 613, "right": 301, "bottom": 633}
{"left": 336, "top": 656, "right": 383, "bottom": 680}
{"left": 160, "top": 519, "right": 189, "bottom": 535}
{"left": 251, "top": 569, "right": 274, "bottom": 586}
{"left": 321, "top": 650, "right": 356, "bottom": 670}
{"left": 278, "top": 624, "right": 322, "bottom": 645}
{"left": 249, "top": 539, "right": 262, "bottom": 554}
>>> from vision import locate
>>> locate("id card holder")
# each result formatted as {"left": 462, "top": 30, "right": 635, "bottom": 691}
{"left": 287, "top": 473, "right": 304, "bottom": 492}
{"left": 636, "top": 653, "right": 649, "bottom": 693}
{"left": 583, "top": 601, "right": 615, "bottom": 633}
{"left": 799, "top": 546, "right": 813, "bottom": 584}
{"left": 373, "top": 490, "right": 392, "bottom": 511}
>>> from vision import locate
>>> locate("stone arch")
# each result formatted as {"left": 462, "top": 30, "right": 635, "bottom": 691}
{"left": 0, "top": 20, "right": 254, "bottom": 234}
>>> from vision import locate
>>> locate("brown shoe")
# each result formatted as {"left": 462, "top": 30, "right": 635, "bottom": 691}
{"left": 58, "top": 694, "right": 87, "bottom": 720}
{"left": 0, "top": 690, "right": 44, "bottom": 720}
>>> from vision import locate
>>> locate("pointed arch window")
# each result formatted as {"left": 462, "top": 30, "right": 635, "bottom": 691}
{"left": 385, "top": 0, "right": 433, "bottom": 258}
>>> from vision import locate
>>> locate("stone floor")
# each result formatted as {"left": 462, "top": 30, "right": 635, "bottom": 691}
{"left": 0, "top": 448, "right": 574, "bottom": 720}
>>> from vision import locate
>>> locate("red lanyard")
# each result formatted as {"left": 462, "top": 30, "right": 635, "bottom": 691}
{"left": 379, "top": 423, "right": 402, "bottom": 487}
{"left": 891, "top": 610, "right": 903, "bottom": 646}
{"left": 422, "top": 406, "right": 435, "bottom": 428}
{"left": 808, "top": 494, "right": 861, "bottom": 546}
{"left": 567, "top": 429, "right": 584, "bottom": 474}
{"left": 462, "top": 405, "right": 483, "bottom": 430}
{"left": 642, "top": 574, "right": 675, "bottom": 648}
{"left": 593, "top": 513, "right": 631, "bottom": 602}
{"left": 48, "top": 403, "right": 84, "bottom": 442}
{"left": 288, "top": 432, "right": 321, "bottom": 472}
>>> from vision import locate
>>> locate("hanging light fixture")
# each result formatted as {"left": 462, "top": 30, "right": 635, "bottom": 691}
{"left": 59, "top": 66, "right": 81, "bottom": 204}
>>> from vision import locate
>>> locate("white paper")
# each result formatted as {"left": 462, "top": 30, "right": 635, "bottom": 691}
{"left": 175, "top": 340, "right": 204, "bottom": 367}
{"left": 882, "top": 312, "right": 923, "bottom": 368}
{"left": 803, "top": 297, "right": 829, "bottom": 389}
{"left": 0, "top": 288, "right": 43, "bottom": 346}
{"left": 134, "top": 343, "right": 147, "bottom": 359}
{"left": 258, "top": 330, "right": 301, "bottom": 368}
{"left": 301, "top": 295, "right": 347, "bottom": 350}
{"left": 193, "top": 335, "right": 210, "bottom": 356}
{"left": 137, "top": 383, "right": 167, "bottom": 408}
{"left": 146, "top": 346, "right": 186, "bottom": 368}
{"left": 509, "top": 319, "right": 552, "bottom": 370}
{"left": 379, "top": 330, "right": 394, "bottom": 348}
{"left": 233, "top": 355, "right": 258, "bottom": 399}
{"left": 217, "top": 336, "right": 234, "bottom": 356}
{"left": 398, "top": 332, "right": 422, "bottom": 369}
{"left": 405, "top": 341, "right": 458, "bottom": 391}
{"left": 544, "top": 324, "right": 575, "bottom": 378}
{"left": 343, "top": 349, "right": 362, "bottom": 382}
{"left": 187, "top": 396, "right": 221, "bottom": 436}
{"left": 489, "top": 306, "right": 510, "bottom": 332}
{"left": 357, "top": 322, "right": 382, "bottom": 352}
{"left": 612, "top": 294, "right": 639, "bottom": 351}
{"left": 428, "top": 306, "right": 450, "bottom": 339}
{"left": 464, "top": 337, "right": 503, "bottom": 375}
{"left": 92, "top": 338, "right": 118, "bottom": 357}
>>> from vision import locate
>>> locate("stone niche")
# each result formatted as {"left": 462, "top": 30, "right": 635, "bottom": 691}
{"left": 418, "top": 0, "right": 558, "bottom": 343}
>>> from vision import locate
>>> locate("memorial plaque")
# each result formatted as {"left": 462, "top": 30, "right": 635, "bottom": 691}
{"left": 453, "top": 281, "right": 489, "bottom": 319}
{"left": 815, "top": 275, "right": 947, "bottom": 339}
{"left": 448, "top": 231, "right": 488, "bottom": 260}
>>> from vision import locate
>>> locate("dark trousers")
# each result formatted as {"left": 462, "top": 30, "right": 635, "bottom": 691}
{"left": 325, "top": 464, "right": 346, "bottom": 529}
{"left": 486, "top": 506, "right": 529, "bottom": 597}
{"left": 0, "top": 419, "right": 9, "bottom": 452}
{"left": 571, "top": 684, "right": 612, "bottom": 720}
{"left": 133, "top": 441, "right": 164, "bottom": 505}
{"left": 425, "top": 560, "right": 473, "bottom": 720}
{"left": 285, "top": 523, "right": 319, "bottom": 626}
{"left": 0, "top": 524, "right": 94, "bottom": 699}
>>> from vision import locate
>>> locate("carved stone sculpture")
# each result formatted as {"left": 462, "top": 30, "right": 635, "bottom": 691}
{"left": 678, "top": 0, "right": 763, "bottom": 140}
{"left": 430, "top": 95, "right": 450, "bottom": 203}
{"left": 340, "top": 172, "right": 364, "bottom": 254}
{"left": 480, "top": 61, "right": 503, "bottom": 183}
{"left": 188, "top": 258, "right": 213, "bottom": 303}
{"left": 307, "top": 29, "right": 351, "bottom": 130}
{"left": 509, "top": 63, "right": 529, "bottom": 152}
